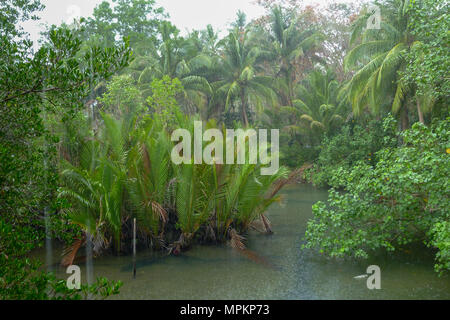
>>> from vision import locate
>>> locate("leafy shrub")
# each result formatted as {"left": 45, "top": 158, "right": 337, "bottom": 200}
{"left": 280, "top": 138, "right": 320, "bottom": 169}
{"left": 0, "top": 216, "right": 122, "bottom": 300}
{"left": 306, "top": 115, "right": 398, "bottom": 187}
{"left": 303, "top": 118, "right": 450, "bottom": 274}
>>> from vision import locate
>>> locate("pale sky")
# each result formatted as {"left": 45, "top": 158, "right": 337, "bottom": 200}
{"left": 21, "top": 0, "right": 351, "bottom": 45}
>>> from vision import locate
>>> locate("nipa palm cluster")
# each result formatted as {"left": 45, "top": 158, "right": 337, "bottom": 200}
{"left": 58, "top": 108, "right": 296, "bottom": 265}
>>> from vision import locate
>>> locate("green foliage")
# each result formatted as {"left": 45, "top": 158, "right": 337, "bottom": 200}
{"left": 2, "top": 0, "right": 450, "bottom": 296}
{"left": 146, "top": 76, "right": 184, "bottom": 122}
{"left": 292, "top": 68, "right": 349, "bottom": 142}
{"left": 214, "top": 31, "right": 276, "bottom": 126}
{"left": 0, "top": 216, "right": 122, "bottom": 300}
{"left": 280, "top": 140, "right": 320, "bottom": 169}
{"left": 266, "top": 5, "right": 323, "bottom": 106}
{"left": 428, "top": 220, "right": 450, "bottom": 274}
{"left": 59, "top": 78, "right": 290, "bottom": 257}
{"left": 308, "top": 114, "right": 398, "bottom": 187}
{"left": 124, "top": 21, "right": 213, "bottom": 115}
{"left": 303, "top": 117, "right": 450, "bottom": 274}
{"left": 98, "top": 75, "right": 145, "bottom": 118}
{"left": 0, "top": 0, "right": 131, "bottom": 299}
{"left": 83, "top": 0, "right": 167, "bottom": 46}
{"left": 344, "top": 0, "right": 411, "bottom": 119}
{"left": 403, "top": 0, "right": 449, "bottom": 108}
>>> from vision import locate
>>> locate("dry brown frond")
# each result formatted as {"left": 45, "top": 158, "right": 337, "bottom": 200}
{"left": 229, "top": 228, "right": 246, "bottom": 250}
{"left": 249, "top": 219, "right": 265, "bottom": 233}
{"left": 260, "top": 214, "right": 273, "bottom": 234}
{"left": 267, "top": 166, "right": 306, "bottom": 198}
{"left": 147, "top": 201, "right": 168, "bottom": 223}
{"left": 229, "top": 228, "right": 276, "bottom": 269}
{"left": 61, "top": 238, "right": 85, "bottom": 267}
{"left": 249, "top": 217, "right": 268, "bottom": 233}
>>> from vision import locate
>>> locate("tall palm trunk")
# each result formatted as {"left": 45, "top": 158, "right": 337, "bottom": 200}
{"left": 288, "top": 69, "right": 295, "bottom": 107}
{"left": 240, "top": 89, "right": 249, "bottom": 127}
{"left": 417, "top": 99, "right": 425, "bottom": 124}
{"left": 401, "top": 106, "right": 409, "bottom": 131}
{"left": 280, "top": 62, "right": 293, "bottom": 106}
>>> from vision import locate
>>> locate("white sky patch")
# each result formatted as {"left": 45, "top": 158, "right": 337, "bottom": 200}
{"left": 157, "top": 0, "right": 265, "bottom": 35}
{"left": 21, "top": 0, "right": 357, "bottom": 46}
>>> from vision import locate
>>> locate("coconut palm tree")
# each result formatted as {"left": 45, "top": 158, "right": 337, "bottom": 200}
{"left": 293, "top": 69, "right": 347, "bottom": 141}
{"left": 214, "top": 31, "right": 276, "bottom": 126}
{"left": 268, "top": 6, "right": 323, "bottom": 106}
{"left": 262, "top": 68, "right": 347, "bottom": 146}
{"left": 344, "top": 0, "right": 419, "bottom": 128}
{"left": 230, "top": 10, "right": 247, "bottom": 35}
{"left": 128, "top": 21, "right": 213, "bottom": 113}
{"left": 200, "top": 24, "right": 221, "bottom": 56}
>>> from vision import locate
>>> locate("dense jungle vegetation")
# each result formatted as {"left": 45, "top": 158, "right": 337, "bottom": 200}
{"left": 0, "top": 0, "right": 448, "bottom": 299}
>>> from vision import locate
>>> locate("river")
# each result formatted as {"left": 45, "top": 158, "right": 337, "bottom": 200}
{"left": 41, "top": 184, "right": 450, "bottom": 299}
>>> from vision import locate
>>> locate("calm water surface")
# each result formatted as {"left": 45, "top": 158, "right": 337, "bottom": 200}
{"left": 43, "top": 184, "right": 450, "bottom": 299}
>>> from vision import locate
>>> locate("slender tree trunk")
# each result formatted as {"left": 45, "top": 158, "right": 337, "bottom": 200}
{"left": 241, "top": 89, "right": 249, "bottom": 127}
{"left": 288, "top": 71, "right": 294, "bottom": 107}
{"left": 401, "top": 106, "right": 409, "bottom": 131}
{"left": 417, "top": 99, "right": 425, "bottom": 124}
{"left": 132, "top": 218, "right": 136, "bottom": 279}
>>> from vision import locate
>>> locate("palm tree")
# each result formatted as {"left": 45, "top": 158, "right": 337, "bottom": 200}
{"left": 59, "top": 112, "right": 135, "bottom": 259}
{"left": 200, "top": 24, "right": 221, "bottom": 56}
{"left": 214, "top": 31, "right": 275, "bottom": 126}
{"left": 58, "top": 141, "right": 123, "bottom": 262}
{"left": 268, "top": 6, "right": 323, "bottom": 106}
{"left": 173, "top": 162, "right": 216, "bottom": 250}
{"left": 126, "top": 115, "right": 172, "bottom": 239}
{"left": 230, "top": 10, "right": 247, "bottom": 35}
{"left": 58, "top": 105, "right": 295, "bottom": 261}
{"left": 129, "top": 21, "right": 213, "bottom": 113}
{"left": 344, "top": 0, "right": 419, "bottom": 128}
{"left": 261, "top": 68, "right": 347, "bottom": 146}
{"left": 293, "top": 68, "right": 347, "bottom": 141}
{"left": 220, "top": 162, "right": 289, "bottom": 235}
{"left": 170, "top": 118, "right": 290, "bottom": 244}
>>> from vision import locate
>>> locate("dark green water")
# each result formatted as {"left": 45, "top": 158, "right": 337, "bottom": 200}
{"left": 43, "top": 184, "right": 450, "bottom": 299}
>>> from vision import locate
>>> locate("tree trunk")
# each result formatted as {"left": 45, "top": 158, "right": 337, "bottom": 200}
{"left": 401, "top": 106, "right": 409, "bottom": 131}
{"left": 417, "top": 99, "right": 425, "bottom": 124}
{"left": 288, "top": 72, "right": 294, "bottom": 107}
{"left": 240, "top": 89, "right": 249, "bottom": 127}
